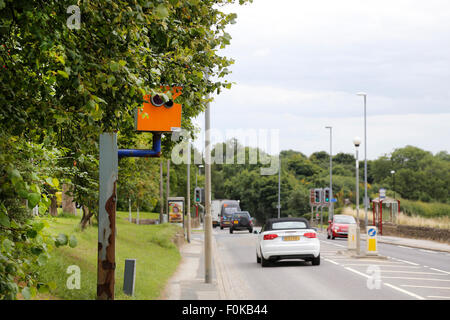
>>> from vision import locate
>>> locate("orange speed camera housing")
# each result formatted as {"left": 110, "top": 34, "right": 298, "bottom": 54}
{"left": 136, "top": 86, "right": 182, "bottom": 132}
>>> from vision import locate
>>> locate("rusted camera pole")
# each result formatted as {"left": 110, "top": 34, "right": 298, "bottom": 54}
{"left": 97, "top": 133, "right": 118, "bottom": 300}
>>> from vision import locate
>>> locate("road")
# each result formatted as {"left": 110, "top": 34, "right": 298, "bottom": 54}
{"left": 212, "top": 227, "right": 450, "bottom": 300}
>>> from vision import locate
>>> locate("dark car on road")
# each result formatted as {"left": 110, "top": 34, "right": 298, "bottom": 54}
{"left": 230, "top": 211, "right": 253, "bottom": 233}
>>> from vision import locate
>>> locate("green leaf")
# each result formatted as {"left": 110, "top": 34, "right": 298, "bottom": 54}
{"left": 69, "top": 235, "right": 78, "bottom": 248}
{"left": 57, "top": 70, "right": 69, "bottom": 79}
{"left": 37, "top": 253, "right": 48, "bottom": 266}
{"left": 2, "top": 239, "right": 14, "bottom": 253}
{"left": 52, "top": 178, "right": 60, "bottom": 188}
{"left": 56, "top": 233, "right": 68, "bottom": 247}
{"left": 27, "top": 193, "right": 41, "bottom": 208}
{"left": 0, "top": 208, "right": 10, "bottom": 228}
{"left": 22, "top": 287, "right": 31, "bottom": 300}
{"left": 109, "top": 61, "right": 120, "bottom": 72}
{"left": 155, "top": 4, "right": 169, "bottom": 19}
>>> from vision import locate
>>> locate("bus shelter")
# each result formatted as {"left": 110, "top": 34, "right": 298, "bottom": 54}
{"left": 371, "top": 197, "right": 400, "bottom": 235}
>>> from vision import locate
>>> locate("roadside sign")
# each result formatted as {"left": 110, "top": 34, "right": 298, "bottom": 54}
{"left": 310, "top": 189, "right": 315, "bottom": 206}
{"left": 379, "top": 188, "right": 386, "bottom": 200}
{"left": 366, "top": 226, "right": 378, "bottom": 255}
{"left": 168, "top": 197, "right": 184, "bottom": 223}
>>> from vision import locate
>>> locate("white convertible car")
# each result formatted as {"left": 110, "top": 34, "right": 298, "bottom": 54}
{"left": 255, "top": 218, "right": 320, "bottom": 267}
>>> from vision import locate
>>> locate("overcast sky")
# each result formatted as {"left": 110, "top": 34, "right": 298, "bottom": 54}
{"left": 192, "top": 0, "right": 450, "bottom": 159}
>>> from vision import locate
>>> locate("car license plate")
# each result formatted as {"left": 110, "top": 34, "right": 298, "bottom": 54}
{"left": 233, "top": 220, "right": 238, "bottom": 224}
{"left": 283, "top": 236, "right": 300, "bottom": 241}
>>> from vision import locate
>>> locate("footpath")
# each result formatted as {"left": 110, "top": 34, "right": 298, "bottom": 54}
{"left": 161, "top": 225, "right": 450, "bottom": 300}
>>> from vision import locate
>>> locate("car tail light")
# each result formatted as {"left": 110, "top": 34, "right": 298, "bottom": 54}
{"left": 263, "top": 234, "right": 278, "bottom": 240}
{"left": 304, "top": 232, "right": 317, "bottom": 238}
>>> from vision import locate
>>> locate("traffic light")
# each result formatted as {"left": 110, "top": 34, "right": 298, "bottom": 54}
{"left": 194, "top": 187, "right": 202, "bottom": 203}
{"left": 314, "top": 188, "right": 322, "bottom": 204}
{"left": 324, "top": 188, "right": 330, "bottom": 203}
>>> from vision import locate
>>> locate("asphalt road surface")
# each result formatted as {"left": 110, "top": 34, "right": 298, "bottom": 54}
{"left": 213, "top": 227, "right": 450, "bottom": 300}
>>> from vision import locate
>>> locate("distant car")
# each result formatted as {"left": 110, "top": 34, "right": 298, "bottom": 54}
{"left": 327, "top": 215, "right": 357, "bottom": 239}
{"left": 255, "top": 218, "right": 320, "bottom": 267}
{"left": 220, "top": 206, "right": 239, "bottom": 229}
{"left": 229, "top": 211, "right": 253, "bottom": 233}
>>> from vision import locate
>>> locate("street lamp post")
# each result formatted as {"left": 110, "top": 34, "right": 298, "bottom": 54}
{"left": 278, "top": 157, "right": 281, "bottom": 219}
{"left": 391, "top": 170, "right": 396, "bottom": 199}
{"left": 353, "top": 136, "right": 362, "bottom": 256}
{"left": 357, "top": 92, "right": 368, "bottom": 228}
{"left": 325, "top": 126, "right": 333, "bottom": 220}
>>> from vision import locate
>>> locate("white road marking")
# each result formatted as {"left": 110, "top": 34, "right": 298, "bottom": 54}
{"left": 382, "top": 277, "right": 450, "bottom": 282}
{"left": 401, "top": 285, "right": 450, "bottom": 290}
{"left": 397, "top": 245, "right": 413, "bottom": 250}
{"left": 344, "top": 267, "right": 425, "bottom": 300}
{"left": 420, "top": 249, "right": 437, "bottom": 254}
{"left": 429, "top": 268, "right": 450, "bottom": 275}
{"left": 343, "top": 264, "right": 421, "bottom": 268}
{"left": 383, "top": 283, "right": 425, "bottom": 300}
{"left": 324, "top": 258, "right": 340, "bottom": 265}
{"left": 380, "top": 271, "right": 446, "bottom": 275}
{"left": 388, "top": 257, "right": 420, "bottom": 266}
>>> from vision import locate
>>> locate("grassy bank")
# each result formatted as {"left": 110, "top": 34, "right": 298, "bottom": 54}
{"left": 36, "top": 211, "right": 182, "bottom": 300}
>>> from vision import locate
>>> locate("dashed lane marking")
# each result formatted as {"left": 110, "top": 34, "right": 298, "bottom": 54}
{"left": 388, "top": 257, "right": 420, "bottom": 266}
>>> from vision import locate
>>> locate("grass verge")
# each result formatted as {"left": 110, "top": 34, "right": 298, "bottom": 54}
{"left": 36, "top": 211, "right": 182, "bottom": 300}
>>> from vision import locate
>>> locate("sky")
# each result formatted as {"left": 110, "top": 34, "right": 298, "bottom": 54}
{"left": 192, "top": 0, "right": 450, "bottom": 159}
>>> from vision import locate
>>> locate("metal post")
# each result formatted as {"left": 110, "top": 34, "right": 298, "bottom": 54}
{"left": 363, "top": 95, "right": 368, "bottom": 229}
{"left": 166, "top": 159, "right": 170, "bottom": 223}
{"left": 326, "top": 126, "right": 333, "bottom": 220}
{"left": 186, "top": 140, "right": 191, "bottom": 243}
{"left": 97, "top": 133, "right": 118, "bottom": 300}
{"left": 128, "top": 198, "right": 131, "bottom": 223}
{"left": 320, "top": 206, "right": 323, "bottom": 231}
{"left": 136, "top": 206, "right": 139, "bottom": 225}
{"left": 204, "top": 84, "right": 213, "bottom": 284}
{"left": 159, "top": 161, "right": 163, "bottom": 224}
{"left": 355, "top": 147, "right": 361, "bottom": 256}
{"left": 278, "top": 157, "right": 281, "bottom": 219}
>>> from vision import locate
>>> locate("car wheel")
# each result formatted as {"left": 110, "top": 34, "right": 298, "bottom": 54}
{"left": 261, "top": 253, "right": 270, "bottom": 268}
{"left": 256, "top": 252, "right": 261, "bottom": 264}
{"left": 312, "top": 254, "right": 320, "bottom": 266}
{"left": 248, "top": 228, "right": 253, "bottom": 233}
{"left": 229, "top": 228, "right": 233, "bottom": 234}
{"left": 220, "top": 226, "right": 223, "bottom": 230}
{"left": 331, "top": 233, "right": 335, "bottom": 240}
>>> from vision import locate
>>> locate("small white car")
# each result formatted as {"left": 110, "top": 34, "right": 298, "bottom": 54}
{"left": 255, "top": 218, "right": 320, "bottom": 267}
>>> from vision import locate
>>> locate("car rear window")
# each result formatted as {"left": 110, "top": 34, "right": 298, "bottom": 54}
{"left": 272, "top": 221, "right": 307, "bottom": 230}
{"left": 234, "top": 213, "right": 249, "bottom": 218}
{"left": 334, "top": 216, "right": 356, "bottom": 224}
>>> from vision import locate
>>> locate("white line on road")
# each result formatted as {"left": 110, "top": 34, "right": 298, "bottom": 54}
{"left": 344, "top": 267, "right": 425, "bottom": 300}
{"left": 420, "top": 249, "right": 437, "bottom": 254}
{"left": 381, "top": 277, "right": 450, "bottom": 282}
{"left": 324, "top": 258, "right": 340, "bottom": 265}
{"left": 342, "top": 264, "right": 421, "bottom": 268}
{"left": 388, "top": 257, "right": 420, "bottom": 266}
{"left": 429, "top": 268, "right": 450, "bottom": 275}
{"left": 401, "top": 285, "right": 450, "bottom": 290}
{"left": 380, "top": 271, "right": 446, "bottom": 275}
{"left": 383, "top": 283, "right": 425, "bottom": 300}
{"left": 397, "top": 246, "right": 413, "bottom": 250}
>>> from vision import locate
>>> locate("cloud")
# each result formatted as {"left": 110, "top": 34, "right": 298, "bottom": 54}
{"left": 192, "top": 0, "right": 450, "bottom": 159}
